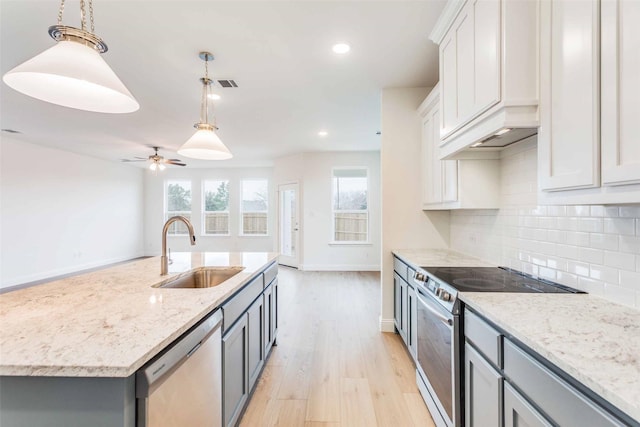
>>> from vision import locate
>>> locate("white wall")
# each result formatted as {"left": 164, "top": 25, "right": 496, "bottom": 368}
{"left": 143, "top": 167, "right": 275, "bottom": 255}
{"left": 273, "top": 151, "right": 381, "bottom": 271}
{"left": 0, "top": 137, "right": 145, "bottom": 288}
{"left": 451, "top": 139, "right": 640, "bottom": 309}
{"left": 380, "top": 87, "right": 451, "bottom": 331}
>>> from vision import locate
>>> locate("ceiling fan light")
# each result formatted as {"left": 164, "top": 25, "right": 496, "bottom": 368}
{"left": 2, "top": 40, "right": 139, "bottom": 113}
{"left": 178, "top": 127, "right": 233, "bottom": 160}
{"left": 149, "top": 162, "right": 157, "bottom": 171}
{"left": 158, "top": 163, "right": 166, "bottom": 171}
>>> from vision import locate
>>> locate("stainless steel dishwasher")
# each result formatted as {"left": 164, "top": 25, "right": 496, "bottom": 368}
{"left": 136, "top": 309, "right": 223, "bottom": 427}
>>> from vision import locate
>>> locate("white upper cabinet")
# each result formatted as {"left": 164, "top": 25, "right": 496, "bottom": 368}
{"left": 418, "top": 84, "right": 499, "bottom": 210}
{"left": 430, "top": 0, "right": 538, "bottom": 159}
{"left": 539, "top": 0, "right": 640, "bottom": 204}
{"left": 538, "top": 0, "right": 600, "bottom": 191}
{"left": 601, "top": 0, "right": 640, "bottom": 186}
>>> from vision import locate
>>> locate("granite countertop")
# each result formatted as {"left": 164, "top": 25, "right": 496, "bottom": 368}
{"left": 392, "top": 248, "right": 495, "bottom": 267}
{"left": 460, "top": 293, "right": 640, "bottom": 422}
{"left": 0, "top": 252, "right": 278, "bottom": 378}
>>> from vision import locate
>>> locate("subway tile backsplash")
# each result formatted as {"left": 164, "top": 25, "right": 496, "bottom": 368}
{"left": 450, "top": 144, "right": 640, "bottom": 309}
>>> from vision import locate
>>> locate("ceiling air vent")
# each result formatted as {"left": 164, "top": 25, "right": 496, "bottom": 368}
{"left": 217, "top": 79, "right": 238, "bottom": 88}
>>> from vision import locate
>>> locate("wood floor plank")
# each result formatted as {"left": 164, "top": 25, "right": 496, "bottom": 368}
{"left": 404, "top": 392, "right": 437, "bottom": 427}
{"left": 339, "top": 378, "right": 378, "bottom": 427}
{"left": 239, "top": 269, "right": 436, "bottom": 427}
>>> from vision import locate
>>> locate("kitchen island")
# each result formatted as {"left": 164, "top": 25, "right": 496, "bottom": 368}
{"left": 0, "top": 252, "right": 278, "bottom": 426}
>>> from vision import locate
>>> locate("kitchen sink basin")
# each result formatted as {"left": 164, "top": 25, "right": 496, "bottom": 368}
{"left": 155, "top": 267, "right": 245, "bottom": 289}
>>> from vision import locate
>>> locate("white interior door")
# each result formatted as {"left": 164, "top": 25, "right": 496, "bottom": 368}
{"left": 278, "top": 183, "right": 299, "bottom": 268}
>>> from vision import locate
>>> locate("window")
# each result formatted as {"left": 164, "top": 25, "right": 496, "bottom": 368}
{"left": 203, "top": 180, "right": 230, "bottom": 235}
{"left": 241, "top": 179, "right": 268, "bottom": 235}
{"left": 332, "top": 168, "right": 368, "bottom": 243}
{"left": 165, "top": 180, "right": 191, "bottom": 235}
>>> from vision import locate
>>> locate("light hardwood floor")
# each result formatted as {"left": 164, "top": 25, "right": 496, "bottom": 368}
{"left": 239, "top": 268, "right": 436, "bottom": 427}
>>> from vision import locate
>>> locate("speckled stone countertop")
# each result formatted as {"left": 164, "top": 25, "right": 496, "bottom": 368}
{"left": 0, "top": 252, "right": 278, "bottom": 378}
{"left": 460, "top": 293, "right": 640, "bottom": 422}
{"left": 392, "top": 248, "right": 495, "bottom": 267}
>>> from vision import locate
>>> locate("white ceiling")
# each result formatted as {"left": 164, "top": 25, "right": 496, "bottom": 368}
{"left": 0, "top": 0, "right": 444, "bottom": 168}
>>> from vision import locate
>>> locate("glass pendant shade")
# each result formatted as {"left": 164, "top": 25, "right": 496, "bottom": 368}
{"left": 2, "top": 40, "right": 139, "bottom": 113}
{"left": 178, "top": 125, "right": 233, "bottom": 160}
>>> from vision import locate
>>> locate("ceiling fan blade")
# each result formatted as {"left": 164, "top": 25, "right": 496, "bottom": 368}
{"left": 167, "top": 158, "right": 182, "bottom": 162}
{"left": 168, "top": 162, "right": 187, "bottom": 166}
{"left": 134, "top": 156, "right": 147, "bottom": 160}
{"left": 120, "top": 159, "right": 147, "bottom": 162}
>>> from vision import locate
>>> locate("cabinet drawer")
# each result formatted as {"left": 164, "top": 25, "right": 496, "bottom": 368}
{"left": 393, "top": 257, "right": 408, "bottom": 282}
{"left": 263, "top": 262, "right": 278, "bottom": 287}
{"left": 464, "top": 309, "right": 501, "bottom": 367}
{"left": 504, "top": 339, "right": 625, "bottom": 427}
{"left": 222, "top": 275, "right": 264, "bottom": 333}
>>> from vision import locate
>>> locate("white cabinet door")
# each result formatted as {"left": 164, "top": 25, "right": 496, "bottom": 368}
{"left": 471, "top": 0, "right": 501, "bottom": 115}
{"left": 456, "top": 8, "right": 475, "bottom": 123}
{"left": 441, "top": 32, "right": 458, "bottom": 137}
{"left": 539, "top": 0, "right": 600, "bottom": 191}
{"left": 601, "top": 0, "right": 640, "bottom": 186}
{"left": 422, "top": 110, "right": 443, "bottom": 204}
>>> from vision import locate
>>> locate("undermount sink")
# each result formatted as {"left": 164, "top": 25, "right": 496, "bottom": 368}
{"left": 155, "top": 267, "right": 245, "bottom": 289}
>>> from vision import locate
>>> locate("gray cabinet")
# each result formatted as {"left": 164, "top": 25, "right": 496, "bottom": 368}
{"left": 247, "top": 296, "right": 264, "bottom": 391}
{"left": 393, "top": 256, "right": 418, "bottom": 360}
{"left": 464, "top": 343, "right": 502, "bottom": 427}
{"left": 393, "top": 272, "right": 408, "bottom": 343}
{"left": 264, "top": 277, "right": 278, "bottom": 357}
{"left": 222, "top": 261, "right": 279, "bottom": 427}
{"left": 223, "top": 313, "right": 248, "bottom": 427}
{"left": 504, "top": 382, "right": 552, "bottom": 427}
{"left": 407, "top": 284, "right": 417, "bottom": 359}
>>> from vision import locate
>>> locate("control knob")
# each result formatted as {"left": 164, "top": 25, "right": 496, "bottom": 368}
{"left": 414, "top": 272, "right": 425, "bottom": 282}
{"left": 438, "top": 289, "right": 452, "bottom": 302}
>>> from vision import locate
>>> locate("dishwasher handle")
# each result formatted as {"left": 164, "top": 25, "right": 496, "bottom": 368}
{"left": 136, "top": 309, "right": 223, "bottom": 397}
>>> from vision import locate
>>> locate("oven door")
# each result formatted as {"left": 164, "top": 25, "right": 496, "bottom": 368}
{"left": 416, "top": 287, "right": 461, "bottom": 427}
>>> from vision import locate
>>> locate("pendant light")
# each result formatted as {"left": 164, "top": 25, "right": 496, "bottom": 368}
{"left": 177, "top": 52, "right": 232, "bottom": 160}
{"left": 2, "top": 0, "right": 139, "bottom": 114}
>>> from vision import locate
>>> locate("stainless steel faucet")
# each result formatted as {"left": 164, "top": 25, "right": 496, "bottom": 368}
{"left": 161, "top": 216, "right": 196, "bottom": 275}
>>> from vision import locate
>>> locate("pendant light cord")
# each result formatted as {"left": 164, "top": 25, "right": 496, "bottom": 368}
{"left": 57, "top": 0, "right": 96, "bottom": 34}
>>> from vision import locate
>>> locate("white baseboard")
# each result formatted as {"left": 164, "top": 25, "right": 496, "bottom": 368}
{"left": 379, "top": 316, "right": 396, "bottom": 333}
{"left": 300, "top": 264, "right": 380, "bottom": 272}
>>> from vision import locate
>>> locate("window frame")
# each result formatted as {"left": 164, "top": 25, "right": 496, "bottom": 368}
{"left": 202, "top": 179, "right": 231, "bottom": 237}
{"left": 239, "top": 178, "right": 270, "bottom": 237}
{"left": 330, "top": 167, "right": 370, "bottom": 245}
{"left": 164, "top": 179, "right": 193, "bottom": 236}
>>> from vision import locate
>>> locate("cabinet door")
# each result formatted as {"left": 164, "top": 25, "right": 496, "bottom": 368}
{"left": 504, "top": 383, "right": 552, "bottom": 427}
{"left": 247, "top": 296, "right": 264, "bottom": 392}
{"left": 393, "top": 273, "right": 407, "bottom": 343}
{"left": 472, "top": 0, "right": 501, "bottom": 115}
{"left": 465, "top": 344, "right": 502, "bottom": 427}
{"left": 601, "top": 0, "right": 640, "bottom": 186}
{"left": 223, "top": 314, "right": 248, "bottom": 427}
{"left": 407, "top": 285, "right": 417, "bottom": 360}
{"left": 422, "top": 109, "right": 443, "bottom": 204}
{"left": 539, "top": 0, "right": 600, "bottom": 191}
{"left": 263, "top": 278, "right": 278, "bottom": 356}
{"left": 456, "top": 7, "right": 475, "bottom": 123}
{"left": 441, "top": 31, "right": 458, "bottom": 137}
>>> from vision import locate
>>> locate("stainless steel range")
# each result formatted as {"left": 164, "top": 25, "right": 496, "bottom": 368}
{"left": 411, "top": 267, "right": 583, "bottom": 427}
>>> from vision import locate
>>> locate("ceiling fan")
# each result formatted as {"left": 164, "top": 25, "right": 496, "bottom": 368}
{"left": 121, "top": 147, "right": 186, "bottom": 171}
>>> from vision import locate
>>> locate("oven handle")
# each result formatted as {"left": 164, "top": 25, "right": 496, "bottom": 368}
{"left": 417, "top": 291, "right": 453, "bottom": 326}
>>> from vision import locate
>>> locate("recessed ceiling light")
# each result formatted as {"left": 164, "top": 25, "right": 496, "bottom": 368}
{"left": 208, "top": 93, "right": 221, "bottom": 101}
{"left": 332, "top": 43, "right": 351, "bottom": 54}
{"left": 318, "top": 131, "right": 328, "bottom": 137}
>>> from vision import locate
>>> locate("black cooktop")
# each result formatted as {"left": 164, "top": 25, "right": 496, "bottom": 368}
{"left": 423, "top": 267, "right": 584, "bottom": 294}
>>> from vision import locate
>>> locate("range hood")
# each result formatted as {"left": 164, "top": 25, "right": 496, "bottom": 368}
{"left": 470, "top": 128, "right": 538, "bottom": 149}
